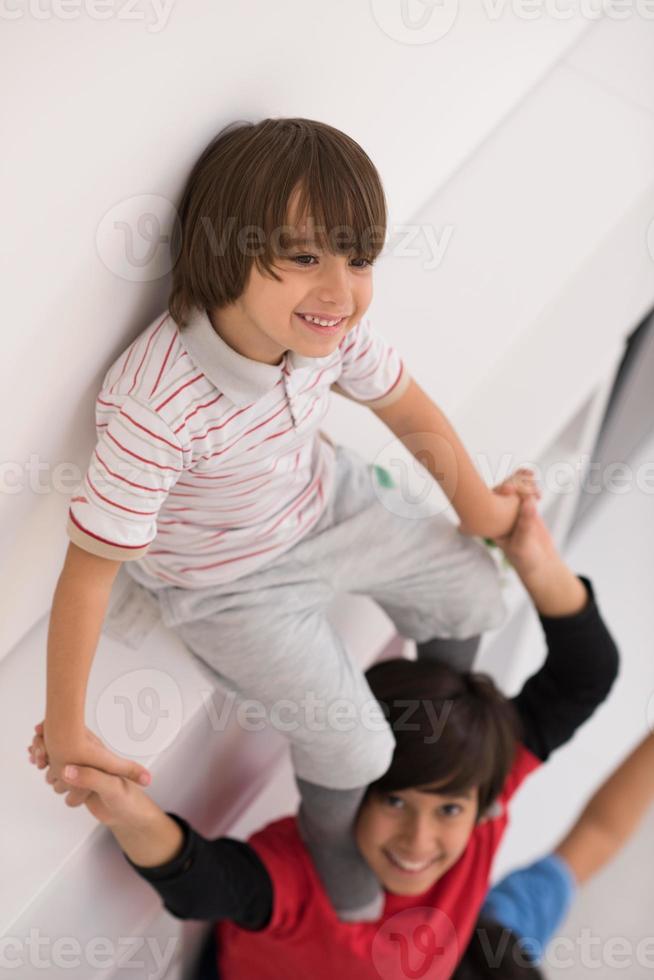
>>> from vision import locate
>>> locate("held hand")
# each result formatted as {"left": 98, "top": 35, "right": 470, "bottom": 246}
{"left": 490, "top": 495, "right": 588, "bottom": 617}
{"left": 30, "top": 721, "right": 151, "bottom": 808}
{"left": 29, "top": 728, "right": 151, "bottom": 827}
{"left": 490, "top": 494, "right": 559, "bottom": 578}
{"left": 458, "top": 468, "right": 541, "bottom": 538}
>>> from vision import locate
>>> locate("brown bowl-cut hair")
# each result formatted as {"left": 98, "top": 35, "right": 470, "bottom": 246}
{"left": 168, "top": 117, "right": 388, "bottom": 328}
{"left": 364, "top": 658, "right": 523, "bottom": 818}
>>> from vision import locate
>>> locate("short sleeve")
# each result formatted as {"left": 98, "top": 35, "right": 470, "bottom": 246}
{"left": 331, "top": 316, "right": 411, "bottom": 409}
{"left": 481, "top": 854, "right": 577, "bottom": 962}
{"left": 66, "top": 395, "right": 186, "bottom": 561}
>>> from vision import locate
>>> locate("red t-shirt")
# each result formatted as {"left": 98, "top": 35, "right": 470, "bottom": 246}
{"left": 215, "top": 744, "right": 541, "bottom": 979}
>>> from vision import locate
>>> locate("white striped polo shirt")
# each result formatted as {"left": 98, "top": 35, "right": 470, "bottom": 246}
{"left": 66, "top": 306, "right": 411, "bottom": 588}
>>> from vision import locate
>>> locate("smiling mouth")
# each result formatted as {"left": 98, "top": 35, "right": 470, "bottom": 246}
{"left": 295, "top": 313, "right": 347, "bottom": 336}
{"left": 383, "top": 850, "right": 444, "bottom": 875}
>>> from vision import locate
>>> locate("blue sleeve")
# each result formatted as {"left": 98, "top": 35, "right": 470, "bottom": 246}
{"left": 481, "top": 854, "right": 577, "bottom": 963}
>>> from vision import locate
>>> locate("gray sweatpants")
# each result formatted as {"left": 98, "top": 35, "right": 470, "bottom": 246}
{"left": 125, "top": 443, "right": 506, "bottom": 791}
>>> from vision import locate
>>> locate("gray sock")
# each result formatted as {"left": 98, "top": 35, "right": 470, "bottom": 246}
{"left": 296, "top": 776, "right": 384, "bottom": 922}
{"left": 415, "top": 634, "right": 481, "bottom": 672}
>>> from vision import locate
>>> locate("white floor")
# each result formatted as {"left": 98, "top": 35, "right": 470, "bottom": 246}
{"left": 542, "top": 430, "right": 654, "bottom": 979}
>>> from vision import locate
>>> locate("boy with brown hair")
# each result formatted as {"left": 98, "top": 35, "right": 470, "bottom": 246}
{"left": 44, "top": 117, "right": 537, "bottom": 921}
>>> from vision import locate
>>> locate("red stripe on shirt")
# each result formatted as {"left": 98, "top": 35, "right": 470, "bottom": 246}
{"left": 86, "top": 474, "right": 159, "bottom": 516}
{"left": 154, "top": 373, "right": 206, "bottom": 411}
{"left": 127, "top": 314, "right": 168, "bottom": 396}
{"left": 68, "top": 509, "right": 153, "bottom": 549}
{"left": 106, "top": 431, "right": 183, "bottom": 472}
{"left": 149, "top": 330, "right": 178, "bottom": 398}
{"left": 119, "top": 409, "right": 182, "bottom": 454}
{"left": 94, "top": 450, "right": 169, "bottom": 495}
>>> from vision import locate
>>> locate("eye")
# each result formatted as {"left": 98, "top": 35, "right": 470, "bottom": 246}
{"left": 290, "top": 254, "right": 373, "bottom": 269}
{"left": 439, "top": 803, "right": 463, "bottom": 818}
{"left": 383, "top": 794, "right": 405, "bottom": 810}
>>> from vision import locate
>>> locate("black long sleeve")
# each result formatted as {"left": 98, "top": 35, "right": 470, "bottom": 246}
{"left": 122, "top": 813, "right": 274, "bottom": 929}
{"left": 122, "top": 576, "right": 619, "bottom": 926}
{"left": 511, "top": 575, "right": 620, "bottom": 761}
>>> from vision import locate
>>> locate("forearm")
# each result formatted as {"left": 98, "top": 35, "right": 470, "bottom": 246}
{"left": 515, "top": 557, "right": 589, "bottom": 618}
{"left": 112, "top": 807, "right": 185, "bottom": 868}
{"left": 375, "top": 380, "right": 514, "bottom": 536}
{"left": 584, "top": 731, "right": 654, "bottom": 836}
{"left": 557, "top": 731, "right": 654, "bottom": 883}
{"left": 46, "top": 571, "right": 112, "bottom": 733}
{"left": 422, "top": 410, "right": 514, "bottom": 536}
{"left": 121, "top": 813, "right": 274, "bottom": 927}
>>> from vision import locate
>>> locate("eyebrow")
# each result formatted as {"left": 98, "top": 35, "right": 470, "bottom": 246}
{"left": 419, "top": 787, "right": 475, "bottom": 800}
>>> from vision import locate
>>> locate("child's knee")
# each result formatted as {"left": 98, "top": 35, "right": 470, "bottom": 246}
{"left": 293, "top": 722, "right": 396, "bottom": 791}
{"left": 332, "top": 723, "right": 396, "bottom": 789}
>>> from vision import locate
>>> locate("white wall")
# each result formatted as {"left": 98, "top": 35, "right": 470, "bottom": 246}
{"left": 4, "top": 7, "right": 654, "bottom": 976}
{"left": 0, "top": 0, "right": 594, "bottom": 662}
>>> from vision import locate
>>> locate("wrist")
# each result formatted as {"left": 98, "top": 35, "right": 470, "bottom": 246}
{"left": 44, "top": 708, "right": 86, "bottom": 740}
{"left": 520, "top": 561, "right": 588, "bottom": 618}
{"left": 112, "top": 807, "right": 185, "bottom": 868}
{"left": 511, "top": 552, "right": 564, "bottom": 587}
{"left": 43, "top": 721, "right": 87, "bottom": 755}
{"left": 488, "top": 492, "right": 519, "bottom": 537}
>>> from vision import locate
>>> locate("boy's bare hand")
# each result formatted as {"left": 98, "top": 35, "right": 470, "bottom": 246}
{"left": 458, "top": 468, "right": 540, "bottom": 538}
{"left": 29, "top": 722, "right": 151, "bottom": 807}
{"left": 490, "top": 494, "right": 558, "bottom": 577}
{"left": 29, "top": 732, "right": 153, "bottom": 826}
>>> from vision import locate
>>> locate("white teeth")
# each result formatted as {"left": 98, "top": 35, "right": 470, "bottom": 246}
{"left": 300, "top": 314, "right": 341, "bottom": 327}
{"left": 388, "top": 851, "right": 435, "bottom": 872}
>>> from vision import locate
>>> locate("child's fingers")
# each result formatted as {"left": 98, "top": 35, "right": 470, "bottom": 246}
{"left": 510, "top": 470, "right": 541, "bottom": 500}
{"left": 64, "top": 789, "right": 92, "bottom": 808}
{"left": 92, "top": 743, "right": 151, "bottom": 788}
{"left": 516, "top": 495, "right": 538, "bottom": 525}
{"left": 42, "top": 765, "right": 93, "bottom": 805}
{"left": 49, "top": 776, "right": 72, "bottom": 795}
{"left": 494, "top": 481, "right": 517, "bottom": 496}
{"left": 30, "top": 735, "right": 48, "bottom": 769}
{"left": 62, "top": 764, "right": 124, "bottom": 802}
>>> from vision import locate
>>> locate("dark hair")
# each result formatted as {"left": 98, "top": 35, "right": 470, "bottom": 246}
{"left": 453, "top": 920, "right": 544, "bottom": 979}
{"left": 364, "top": 658, "right": 522, "bottom": 816}
{"left": 168, "top": 117, "right": 387, "bottom": 327}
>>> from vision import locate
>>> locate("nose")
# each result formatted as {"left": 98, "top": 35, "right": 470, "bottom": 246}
{"left": 399, "top": 814, "right": 440, "bottom": 858}
{"left": 316, "top": 259, "right": 353, "bottom": 309}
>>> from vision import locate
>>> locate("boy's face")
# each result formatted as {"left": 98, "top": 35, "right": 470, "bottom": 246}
{"left": 208, "top": 188, "right": 374, "bottom": 365}
{"left": 354, "top": 783, "right": 479, "bottom": 896}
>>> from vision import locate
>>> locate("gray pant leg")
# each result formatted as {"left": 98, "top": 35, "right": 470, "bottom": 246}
{"left": 415, "top": 634, "right": 481, "bottom": 672}
{"left": 296, "top": 776, "right": 383, "bottom": 921}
